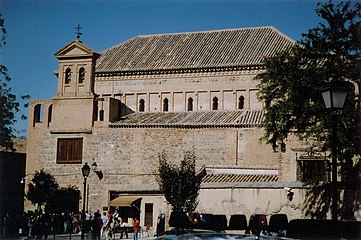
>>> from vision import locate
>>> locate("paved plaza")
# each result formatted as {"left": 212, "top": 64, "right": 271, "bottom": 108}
{"left": 1, "top": 232, "right": 154, "bottom": 240}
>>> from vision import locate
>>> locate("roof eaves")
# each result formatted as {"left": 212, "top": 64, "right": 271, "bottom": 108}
{"left": 95, "top": 64, "right": 265, "bottom": 77}
{"left": 109, "top": 122, "right": 262, "bottom": 129}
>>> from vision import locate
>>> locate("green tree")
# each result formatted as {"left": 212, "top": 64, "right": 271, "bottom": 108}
{"left": 0, "top": 12, "right": 29, "bottom": 150}
{"left": 47, "top": 186, "right": 80, "bottom": 214}
{"left": 156, "top": 150, "right": 202, "bottom": 213}
{"left": 26, "top": 169, "right": 59, "bottom": 211}
{"left": 257, "top": 1, "right": 360, "bottom": 219}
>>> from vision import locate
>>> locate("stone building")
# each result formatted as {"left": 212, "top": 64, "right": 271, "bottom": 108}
{"left": 25, "top": 27, "right": 338, "bottom": 231}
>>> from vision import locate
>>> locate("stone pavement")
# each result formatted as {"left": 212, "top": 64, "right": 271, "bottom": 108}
{"left": 1, "top": 233, "right": 155, "bottom": 240}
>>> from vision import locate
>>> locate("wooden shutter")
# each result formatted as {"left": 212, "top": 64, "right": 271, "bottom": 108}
{"left": 57, "top": 138, "right": 83, "bottom": 164}
{"left": 73, "top": 138, "right": 83, "bottom": 161}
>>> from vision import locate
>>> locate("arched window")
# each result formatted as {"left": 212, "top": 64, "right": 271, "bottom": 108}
{"left": 33, "top": 104, "right": 43, "bottom": 126}
{"left": 212, "top": 97, "right": 218, "bottom": 110}
{"left": 187, "top": 98, "right": 193, "bottom": 111}
{"left": 139, "top": 99, "right": 145, "bottom": 112}
{"left": 65, "top": 68, "right": 72, "bottom": 84}
{"left": 163, "top": 98, "right": 169, "bottom": 112}
{"left": 238, "top": 96, "right": 245, "bottom": 109}
{"left": 78, "top": 67, "right": 85, "bottom": 84}
{"left": 48, "top": 105, "right": 52, "bottom": 126}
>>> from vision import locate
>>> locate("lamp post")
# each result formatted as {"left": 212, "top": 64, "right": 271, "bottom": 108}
{"left": 321, "top": 86, "right": 348, "bottom": 221}
{"left": 81, "top": 163, "right": 90, "bottom": 239}
{"left": 81, "top": 162, "right": 102, "bottom": 239}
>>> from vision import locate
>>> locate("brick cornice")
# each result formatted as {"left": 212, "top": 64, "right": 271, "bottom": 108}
{"left": 95, "top": 64, "right": 264, "bottom": 78}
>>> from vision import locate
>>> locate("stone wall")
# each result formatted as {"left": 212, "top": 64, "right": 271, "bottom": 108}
{"left": 96, "top": 70, "right": 262, "bottom": 115}
{"left": 198, "top": 187, "right": 303, "bottom": 218}
{"left": 36, "top": 127, "right": 280, "bottom": 181}
{"left": 25, "top": 122, "right": 295, "bottom": 213}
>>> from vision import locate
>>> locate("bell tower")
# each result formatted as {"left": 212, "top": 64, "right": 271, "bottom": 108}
{"left": 54, "top": 40, "right": 99, "bottom": 98}
{"left": 51, "top": 40, "right": 100, "bottom": 131}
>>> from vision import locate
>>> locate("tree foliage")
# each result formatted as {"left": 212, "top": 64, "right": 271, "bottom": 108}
{"left": 257, "top": 1, "right": 360, "bottom": 184}
{"left": 156, "top": 150, "right": 202, "bottom": 213}
{"left": 26, "top": 169, "right": 59, "bottom": 210}
{"left": 47, "top": 186, "right": 80, "bottom": 214}
{"left": 257, "top": 2, "right": 361, "bottom": 169}
{"left": 0, "top": 11, "right": 29, "bottom": 150}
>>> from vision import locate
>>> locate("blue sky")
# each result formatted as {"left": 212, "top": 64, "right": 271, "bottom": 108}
{"left": 1, "top": 0, "right": 328, "bottom": 136}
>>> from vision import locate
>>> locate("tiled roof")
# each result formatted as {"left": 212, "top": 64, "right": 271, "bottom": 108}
{"left": 109, "top": 109, "right": 264, "bottom": 128}
{"left": 96, "top": 27, "right": 294, "bottom": 73}
{"left": 202, "top": 173, "right": 278, "bottom": 183}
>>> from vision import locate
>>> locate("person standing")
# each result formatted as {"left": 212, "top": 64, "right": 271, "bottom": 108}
{"left": 41, "top": 211, "right": 51, "bottom": 239}
{"left": 119, "top": 218, "right": 128, "bottom": 239}
{"left": 27, "top": 212, "right": 35, "bottom": 238}
{"left": 132, "top": 218, "right": 140, "bottom": 240}
{"left": 85, "top": 211, "right": 91, "bottom": 232}
{"left": 71, "top": 212, "right": 80, "bottom": 234}
{"left": 101, "top": 212, "right": 108, "bottom": 239}
{"left": 105, "top": 211, "right": 113, "bottom": 240}
{"left": 91, "top": 212, "right": 102, "bottom": 240}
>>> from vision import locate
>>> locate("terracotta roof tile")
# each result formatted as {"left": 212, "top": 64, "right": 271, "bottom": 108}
{"left": 109, "top": 109, "right": 264, "bottom": 128}
{"left": 96, "top": 27, "right": 294, "bottom": 73}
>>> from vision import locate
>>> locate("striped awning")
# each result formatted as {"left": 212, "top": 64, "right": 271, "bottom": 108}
{"left": 202, "top": 173, "right": 278, "bottom": 183}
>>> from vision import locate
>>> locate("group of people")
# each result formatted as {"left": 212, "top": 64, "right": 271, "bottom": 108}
{"left": 24, "top": 210, "right": 52, "bottom": 239}
{"left": 90, "top": 210, "right": 140, "bottom": 240}
{"left": 16, "top": 210, "right": 140, "bottom": 240}
{"left": 23, "top": 211, "right": 85, "bottom": 238}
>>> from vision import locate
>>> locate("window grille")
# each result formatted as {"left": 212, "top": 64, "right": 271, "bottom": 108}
{"left": 296, "top": 152, "right": 330, "bottom": 182}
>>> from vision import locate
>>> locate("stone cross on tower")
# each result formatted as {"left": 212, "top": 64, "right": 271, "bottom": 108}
{"left": 75, "top": 24, "right": 82, "bottom": 41}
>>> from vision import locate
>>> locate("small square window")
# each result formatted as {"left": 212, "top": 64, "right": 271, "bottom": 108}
{"left": 297, "top": 159, "right": 330, "bottom": 182}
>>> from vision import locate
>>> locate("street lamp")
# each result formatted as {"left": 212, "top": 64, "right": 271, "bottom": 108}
{"left": 321, "top": 86, "right": 348, "bottom": 221}
{"left": 81, "top": 162, "right": 103, "bottom": 239}
{"left": 91, "top": 162, "right": 97, "bottom": 171}
{"left": 81, "top": 163, "right": 90, "bottom": 239}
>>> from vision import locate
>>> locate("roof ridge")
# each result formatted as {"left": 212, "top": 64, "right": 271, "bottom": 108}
{"left": 135, "top": 26, "right": 276, "bottom": 38}
{"left": 97, "top": 27, "right": 294, "bottom": 72}
{"left": 268, "top": 26, "right": 295, "bottom": 43}
{"left": 99, "top": 26, "right": 282, "bottom": 54}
